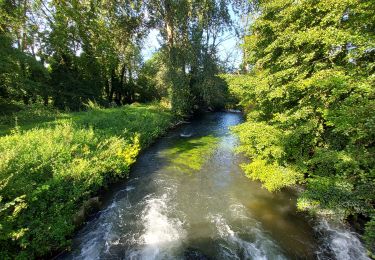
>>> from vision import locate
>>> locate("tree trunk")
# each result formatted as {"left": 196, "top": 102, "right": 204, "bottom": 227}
{"left": 164, "top": 0, "right": 174, "bottom": 51}
{"left": 106, "top": 77, "right": 112, "bottom": 103}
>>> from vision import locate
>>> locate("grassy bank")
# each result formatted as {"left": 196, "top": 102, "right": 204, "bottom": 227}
{"left": 0, "top": 103, "right": 174, "bottom": 258}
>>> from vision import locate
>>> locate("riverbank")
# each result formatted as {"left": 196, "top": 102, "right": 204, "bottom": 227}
{"left": 0, "top": 103, "right": 175, "bottom": 258}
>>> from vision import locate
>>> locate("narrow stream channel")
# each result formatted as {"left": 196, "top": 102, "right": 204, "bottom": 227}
{"left": 63, "top": 112, "right": 369, "bottom": 259}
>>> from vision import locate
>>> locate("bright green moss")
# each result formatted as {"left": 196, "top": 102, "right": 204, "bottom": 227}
{"left": 162, "top": 135, "right": 219, "bottom": 174}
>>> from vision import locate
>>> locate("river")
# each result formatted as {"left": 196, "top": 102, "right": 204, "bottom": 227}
{"left": 63, "top": 112, "right": 369, "bottom": 260}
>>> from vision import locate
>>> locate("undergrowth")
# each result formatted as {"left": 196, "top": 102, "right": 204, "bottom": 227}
{"left": 0, "top": 103, "right": 174, "bottom": 258}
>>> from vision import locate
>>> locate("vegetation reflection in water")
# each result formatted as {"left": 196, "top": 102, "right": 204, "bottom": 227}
{"left": 161, "top": 135, "right": 219, "bottom": 174}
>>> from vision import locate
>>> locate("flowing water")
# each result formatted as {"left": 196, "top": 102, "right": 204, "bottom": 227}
{"left": 63, "top": 112, "right": 369, "bottom": 260}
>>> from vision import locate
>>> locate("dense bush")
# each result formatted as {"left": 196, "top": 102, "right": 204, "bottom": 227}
{"left": 228, "top": 0, "right": 375, "bottom": 253}
{"left": 0, "top": 104, "right": 173, "bottom": 258}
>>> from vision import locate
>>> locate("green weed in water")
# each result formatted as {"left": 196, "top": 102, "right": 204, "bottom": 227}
{"left": 162, "top": 135, "right": 219, "bottom": 174}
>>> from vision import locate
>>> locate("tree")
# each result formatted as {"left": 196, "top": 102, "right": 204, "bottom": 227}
{"left": 0, "top": 0, "right": 49, "bottom": 106}
{"left": 231, "top": 0, "right": 375, "bottom": 252}
{"left": 145, "top": 0, "right": 234, "bottom": 114}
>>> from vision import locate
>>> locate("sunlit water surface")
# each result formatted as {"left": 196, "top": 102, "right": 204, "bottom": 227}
{"left": 62, "top": 112, "right": 369, "bottom": 260}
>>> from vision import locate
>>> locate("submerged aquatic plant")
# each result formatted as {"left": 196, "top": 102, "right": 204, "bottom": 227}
{"left": 162, "top": 135, "right": 219, "bottom": 174}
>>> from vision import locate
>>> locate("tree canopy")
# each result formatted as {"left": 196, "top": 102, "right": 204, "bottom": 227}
{"left": 229, "top": 0, "right": 375, "bottom": 252}
{"left": 0, "top": 0, "right": 239, "bottom": 113}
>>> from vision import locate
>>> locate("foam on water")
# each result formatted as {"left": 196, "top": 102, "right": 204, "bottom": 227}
{"left": 125, "top": 193, "right": 186, "bottom": 260}
{"left": 209, "top": 214, "right": 286, "bottom": 260}
{"left": 74, "top": 216, "right": 114, "bottom": 259}
{"left": 229, "top": 203, "right": 251, "bottom": 220}
{"left": 316, "top": 219, "right": 370, "bottom": 260}
{"left": 71, "top": 189, "right": 134, "bottom": 259}
{"left": 125, "top": 187, "right": 186, "bottom": 259}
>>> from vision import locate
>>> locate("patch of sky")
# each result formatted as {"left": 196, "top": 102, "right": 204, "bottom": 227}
{"left": 141, "top": 4, "right": 244, "bottom": 70}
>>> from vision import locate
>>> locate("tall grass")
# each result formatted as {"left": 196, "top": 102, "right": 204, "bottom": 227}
{"left": 0, "top": 104, "right": 174, "bottom": 258}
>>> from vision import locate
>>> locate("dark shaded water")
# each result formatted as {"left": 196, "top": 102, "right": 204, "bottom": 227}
{"left": 63, "top": 112, "right": 369, "bottom": 260}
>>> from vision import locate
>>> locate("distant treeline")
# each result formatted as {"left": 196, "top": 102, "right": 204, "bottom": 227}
{"left": 0, "top": 0, "right": 245, "bottom": 114}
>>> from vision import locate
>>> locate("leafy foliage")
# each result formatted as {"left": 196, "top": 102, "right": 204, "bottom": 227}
{"left": 145, "top": 0, "right": 235, "bottom": 115}
{"left": 0, "top": 0, "right": 236, "bottom": 114}
{"left": 0, "top": 104, "right": 173, "bottom": 258}
{"left": 228, "top": 0, "right": 375, "bottom": 252}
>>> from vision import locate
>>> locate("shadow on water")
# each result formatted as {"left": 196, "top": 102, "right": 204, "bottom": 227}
{"left": 61, "top": 112, "right": 369, "bottom": 260}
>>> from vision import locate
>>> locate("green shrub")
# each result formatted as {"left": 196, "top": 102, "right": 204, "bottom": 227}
{"left": 227, "top": 0, "right": 375, "bottom": 254}
{"left": 0, "top": 104, "right": 173, "bottom": 258}
{"left": 365, "top": 217, "right": 375, "bottom": 255}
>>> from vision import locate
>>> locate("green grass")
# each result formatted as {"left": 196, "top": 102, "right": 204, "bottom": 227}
{"left": 0, "top": 103, "right": 174, "bottom": 259}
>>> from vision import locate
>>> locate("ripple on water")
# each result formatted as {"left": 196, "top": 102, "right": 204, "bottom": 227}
{"left": 315, "top": 219, "right": 370, "bottom": 260}
{"left": 125, "top": 191, "right": 186, "bottom": 260}
{"left": 208, "top": 213, "right": 286, "bottom": 260}
{"left": 75, "top": 220, "right": 114, "bottom": 259}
